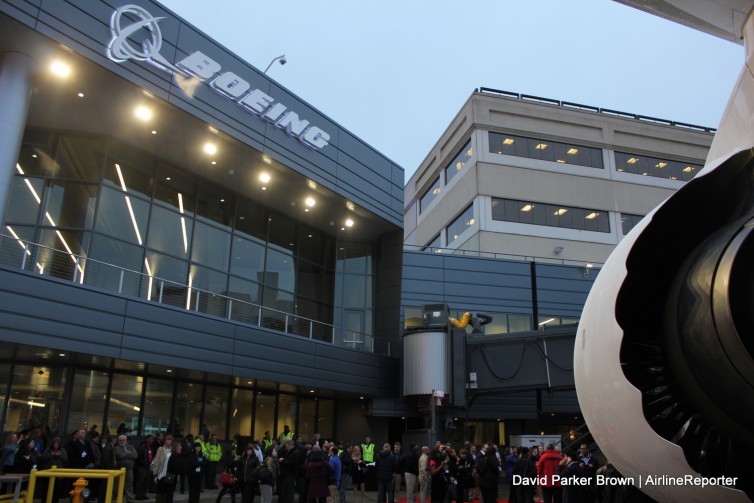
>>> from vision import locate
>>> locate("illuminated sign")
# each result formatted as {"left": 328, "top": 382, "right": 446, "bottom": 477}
{"left": 107, "top": 5, "right": 330, "bottom": 150}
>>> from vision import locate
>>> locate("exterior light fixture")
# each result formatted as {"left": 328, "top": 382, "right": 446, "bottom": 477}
{"left": 50, "top": 60, "right": 70, "bottom": 77}
{"left": 203, "top": 142, "right": 217, "bottom": 155}
{"left": 134, "top": 105, "right": 152, "bottom": 121}
{"left": 345, "top": 218, "right": 354, "bottom": 228}
{"left": 305, "top": 197, "right": 316, "bottom": 207}
{"left": 259, "top": 172, "right": 271, "bottom": 183}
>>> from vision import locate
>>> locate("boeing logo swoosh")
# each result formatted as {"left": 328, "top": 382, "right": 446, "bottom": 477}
{"left": 107, "top": 4, "right": 181, "bottom": 73}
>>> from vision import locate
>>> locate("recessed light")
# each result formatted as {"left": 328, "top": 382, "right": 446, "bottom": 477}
{"left": 50, "top": 60, "right": 70, "bottom": 78}
{"left": 627, "top": 157, "right": 638, "bottom": 164}
{"left": 304, "top": 208, "right": 309, "bottom": 212}
{"left": 567, "top": 148, "right": 578, "bottom": 154}
{"left": 655, "top": 162, "right": 667, "bottom": 168}
{"left": 77, "top": 92, "right": 84, "bottom": 98}
{"left": 211, "top": 161, "right": 217, "bottom": 165}
{"left": 203, "top": 142, "right": 217, "bottom": 155}
{"left": 220, "top": 198, "right": 225, "bottom": 202}
{"left": 682, "top": 166, "right": 694, "bottom": 173}
{"left": 503, "top": 138, "right": 514, "bottom": 145}
{"left": 166, "top": 369, "right": 172, "bottom": 373}
{"left": 585, "top": 212, "right": 598, "bottom": 220}
{"left": 262, "top": 187, "right": 267, "bottom": 191}
{"left": 32, "top": 154, "right": 37, "bottom": 158}
{"left": 59, "top": 353, "right": 65, "bottom": 357}
{"left": 309, "top": 390, "right": 315, "bottom": 393}
{"left": 166, "top": 177, "right": 171, "bottom": 181}
{"left": 553, "top": 208, "right": 567, "bottom": 216}
{"left": 305, "top": 197, "right": 316, "bottom": 207}
{"left": 521, "top": 204, "right": 534, "bottom": 212}
{"left": 259, "top": 172, "right": 271, "bottom": 183}
{"left": 345, "top": 218, "right": 354, "bottom": 228}
{"left": 535, "top": 143, "right": 548, "bottom": 150}
{"left": 151, "top": 130, "right": 157, "bottom": 135}
{"left": 134, "top": 106, "right": 152, "bottom": 121}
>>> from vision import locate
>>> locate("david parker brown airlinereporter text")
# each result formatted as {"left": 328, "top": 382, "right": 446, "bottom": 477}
{"left": 513, "top": 474, "right": 738, "bottom": 488}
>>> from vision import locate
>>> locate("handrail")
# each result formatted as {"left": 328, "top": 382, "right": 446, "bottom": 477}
{"left": 478, "top": 87, "right": 717, "bottom": 133}
{"left": 27, "top": 467, "right": 126, "bottom": 503}
{"left": 403, "top": 244, "right": 603, "bottom": 269}
{"left": 0, "top": 234, "right": 376, "bottom": 353}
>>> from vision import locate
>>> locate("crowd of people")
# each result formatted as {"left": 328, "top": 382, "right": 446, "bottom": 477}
{"left": 1, "top": 425, "right": 639, "bottom": 503}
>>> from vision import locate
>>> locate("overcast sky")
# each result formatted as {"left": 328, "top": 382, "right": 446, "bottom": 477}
{"left": 159, "top": 0, "right": 743, "bottom": 181}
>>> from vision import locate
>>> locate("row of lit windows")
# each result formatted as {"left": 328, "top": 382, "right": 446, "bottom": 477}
{"left": 489, "top": 132, "right": 604, "bottom": 169}
{"left": 4, "top": 129, "right": 375, "bottom": 330}
{"left": 0, "top": 363, "right": 334, "bottom": 441}
{"left": 446, "top": 204, "right": 475, "bottom": 246}
{"left": 491, "top": 198, "right": 611, "bottom": 233}
{"left": 405, "top": 308, "right": 579, "bottom": 335}
{"left": 614, "top": 152, "right": 701, "bottom": 181}
{"left": 420, "top": 141, "right": 475, "bottom": 214}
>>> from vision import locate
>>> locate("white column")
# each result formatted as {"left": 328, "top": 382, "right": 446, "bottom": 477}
{"left": 0, "top": 52, "right": 33, "bottom": 226}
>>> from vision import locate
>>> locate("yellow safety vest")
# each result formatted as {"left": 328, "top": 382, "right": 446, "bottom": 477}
{"left": 362, "top": 443, "right": 375, "bottom": 462}
{"left": 263, "top": 438, "right": 273, "bottom": 450}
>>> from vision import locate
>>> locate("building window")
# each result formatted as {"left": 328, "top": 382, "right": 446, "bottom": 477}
{"left": 421, "top": 234, "right": 442, "bottom": 253}
{"left": 620, "top": 213, "right": 644, "bottom": 235}
{"left": 419, "top": 177, "right": 442, "bottom": 213}
{"left": 4, "top": 365, "right": 66, "bottom": 433}
{"left": 491, "top": 198, "right": 610, "bottom": 233}
{"left": 446, "top": 203, "right": 475, "bottom": 246}
{"left": 489, "top": 132, "right": 603, "bottom": 169}
{"left": 614, "top": 152, "right": 701, "bottom": 181}
{"left": 444, "top": 140, "right": 473, "bottom": 185}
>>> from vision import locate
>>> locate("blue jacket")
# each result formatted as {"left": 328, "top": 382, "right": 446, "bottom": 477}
{"left": 329, "top": 454, "right": 341, "bottom": 485}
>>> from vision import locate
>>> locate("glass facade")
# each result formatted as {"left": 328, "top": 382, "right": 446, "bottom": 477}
{"left": 0, "top": 363, "right": 335, "bottom": 440}
{"left": 444, "top": 140, "right": 473, "bottom": 185}
{"left": 491, "top": 198, "right": 610, "bottom": 233}
{"left": 620, "top": 213, "right": 644, "bottom": 235}
{"left": 446, "top": 203, "right": 475, "bottom": 246}
{"left": 419, "top": 177, "right": 442, "bottom": 214}
{"left": 614, "top": 152, "right": 701, "bottom": 181}
{"left": 489, "top": 132, "right": 604, "bottom": 169}
{"left": 2, "top": 129, "right": 376, "bottom": 347}
{"left": 403, "top": 307, "right": 533, "bottom": 335}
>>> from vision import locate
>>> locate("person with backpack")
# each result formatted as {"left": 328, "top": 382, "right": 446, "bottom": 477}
{"left": 257, "top": 446, "right": 277, "bottom": 503}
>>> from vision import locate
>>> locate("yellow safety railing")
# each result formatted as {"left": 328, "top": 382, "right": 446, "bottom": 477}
{"left": 0, "top": 491, "right": 25, "bottom": 502}
{"left": 26, "top": 467, "right": 126, "bottom": 503}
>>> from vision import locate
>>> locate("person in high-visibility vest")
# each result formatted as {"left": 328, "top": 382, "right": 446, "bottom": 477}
{"left": 278, "top": 425, "right": 295, "bottom": 445}
{"left": 262, "top": 431, "right": 274, "bottom": 451}
{"left": 361, "top": 436, "right": 375, "bottom": 463}
{"left": 203, "top": 433, "right": 223, "bottom": 489}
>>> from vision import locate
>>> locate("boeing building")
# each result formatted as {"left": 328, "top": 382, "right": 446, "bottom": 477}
{"left": 0, "top": 0, "right": 404, "bottom": 442}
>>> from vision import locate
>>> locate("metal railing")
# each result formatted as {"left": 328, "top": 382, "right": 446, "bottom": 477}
{"left": 0, "top": 234, "right": 375, "bottom": 352}
{"left": 403, "top": 244, "right": 603, "bottom": 269}
{"left": 477, "top": 87, "right": 717, "bottom": 133}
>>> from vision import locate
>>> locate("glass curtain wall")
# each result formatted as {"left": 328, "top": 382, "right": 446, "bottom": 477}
{"left": 2, "top": 129, "right": 344, "bottom": 338}
{"left": 0, "top": 364, "right": 337, "bottom": 442}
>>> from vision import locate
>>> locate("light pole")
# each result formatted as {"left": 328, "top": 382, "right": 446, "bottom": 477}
{"left": 264, "top": 55, "right": 287, "bottom": 74}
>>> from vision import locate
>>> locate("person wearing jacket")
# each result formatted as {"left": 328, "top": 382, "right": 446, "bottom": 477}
{"left": 238, "top": 444, "right": 260, "bottom": 503}
{"left": 258, "top": 446, "right": 277, "bottom": 503}
{"left": 306, "top": 446, "right": 333, "bottom": 503}
{"left": 476, "top": 446, "right": 500, "bottom": 503}
{"left": 187, "top": 442, "right": 207, "bottom": 503}
{"left": 39, "top": 437, "right": 68, "bottom": 500}
{"left": 135, "top": 435, "right": 156, "bottom": 500}
{"left": 153, "top": 436, "right": 182, "bottom": 503}
{"left": 375, "top": 443, "right": 396, "bottom": 503}
{"left": 537, "top": 444, "right": 563, "bottom": 503}
{"left": 115, "top": 435, "right": 139, "bottom": 503}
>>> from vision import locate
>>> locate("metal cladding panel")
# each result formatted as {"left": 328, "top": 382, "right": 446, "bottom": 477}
{"left": 403, "top": 330, "right": 450, "bottom": 396}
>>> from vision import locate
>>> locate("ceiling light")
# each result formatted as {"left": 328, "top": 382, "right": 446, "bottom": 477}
{"left": 134, "top": 105, "right": 152, "bottom": 121}
{"left": 554, "top": 208, "right": 568, "bottom": 216}
{"left": 262, "top": 187, "right": 267, "bottom": 190}
{"left": 262, "top": 155, "right": 272, "bottom": 164}
{"left": 682, "top": 166, "right": 694, "bottom": 173}
{"left": 220, "top": 198, "right": 225, "bottom": 202}
{"left": 617, "top": 168, "right": 624, "bottom": 172}
{"left": 307, "top": 180, "right": 317, "bottom": 189}
{"left": 309, "top": 389, "right": 315, "bottom": 393}
{"left": 203, "top": 142, "right": 217, "bottom": 155}
{"left": 259, "top": 172, "right": 271, "bottom": 183}
{"left": 627, "top": 157, "right": 638, "bottom": 164}
{"left": 304, "top": 208, "right": 309, "bottom": 212}
{"left": 166, "top": 369, "right": 172, "bottom": 373}
{"left": 503, "top": 138, "right": 514, "bottom": 145}
{"left": 535, "top": 143, "right": 548, "bottom": 150}
{"left": 166, "top": 177, "right": 171, "bottom": 181}
{"left": 432, "top": 187, "right": 441, "bottom": 195}
{"left": 556, "top": 159, "right": 566, "bottom": 163}
{"left": 77, "top": 92, "right": 84, "bottom": 98}
{"left": 59, "top": 353, "right": 66, "bottom": 357}
{"left": 468, "top": 218, "right": 475, "bottom": 225}
{"left": 586, "top": 263, "right": 594, "bottom": 268}
{"left": 32, "top": 154, "right": 37, "bottom": 158}
{"left": 456, "top": 162, "right": 464, "bottom": 170}
{"left": 50, "top": 60, "right": 70, "bottom": 78}
{"left": 467, "top": 147, "right": 473, "bottom": 157}
{"left": 567, "top": 148, "right": 578, "bottom": 155}
{"left": 151, "top": 130, "right": 157, "bottom": 134}
{"left": 655, "top": 162, "right": 667, "bottom": 168}
{"left": 305, "top": 197, "right": 316, "bottom": 207}
{"left": 642, "top": 172, "right": 649, "bottom": 176}
{"left": 345, "top": 218, "right": 354, "bottom": 228}
{"left": 585, "top": 212, "right": 598, "bottom": 220}
{"left": 521, "top": 204, "right": 534, "bottom": 212}
{"left": 211, "top": 161, "right": 217, "bottom": 165}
